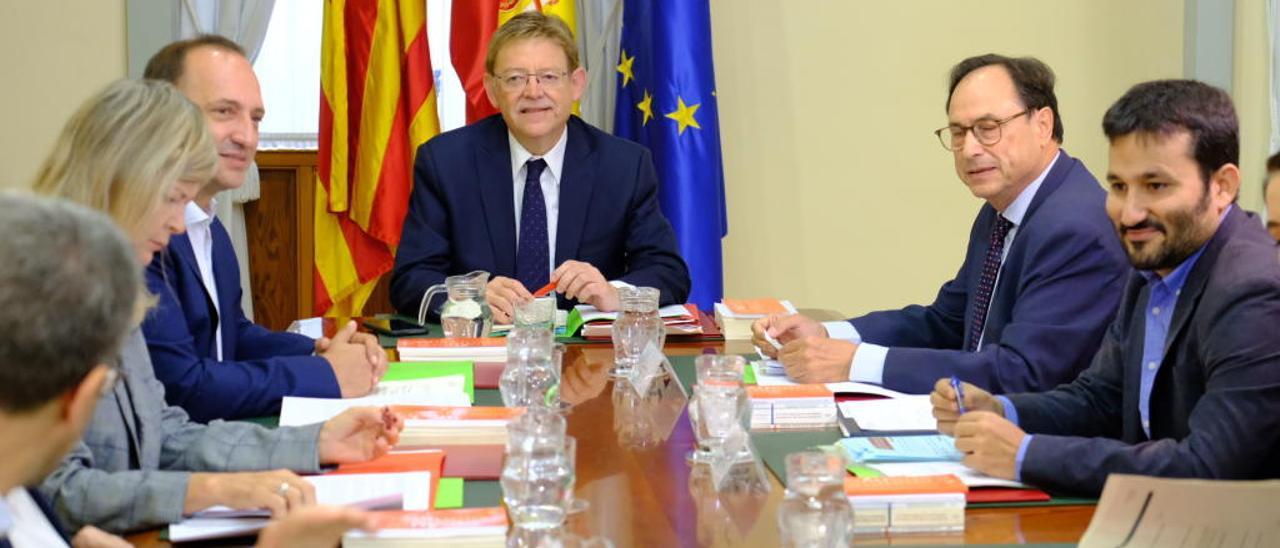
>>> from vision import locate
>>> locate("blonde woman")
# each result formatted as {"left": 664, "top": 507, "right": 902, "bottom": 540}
{"left": 31, "top": 79, "right": 397, "bottom": 537}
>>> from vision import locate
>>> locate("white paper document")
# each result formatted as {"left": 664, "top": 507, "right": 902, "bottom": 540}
{"left": 837, "top": 396, "right": 936, "bottom": 432}
{"left": 173, "top": 472, "right": 433, "bottom": 542}
{"left": 869, "top": 461, "right": 1026, "bottom": 488}
{"left": 371, "top": 375, "right": 467, "bottom": 397}
{"left": 750, "top": 361, "right": 910, "bottom": 398}
{"left": 1079, "top": 475, "right": 1280, "bottom": 548}
{"left": 279, "top": 392, "right": 471, "bottom": 427}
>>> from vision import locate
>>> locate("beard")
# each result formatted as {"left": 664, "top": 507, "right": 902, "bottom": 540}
{"left": 1118, "top": 192, "right": 1214, "bottom": 272}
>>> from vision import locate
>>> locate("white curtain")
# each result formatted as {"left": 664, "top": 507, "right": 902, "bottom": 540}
{"left": 178, "top": 0, "right": 276, "bottom": 321}
{"left": 577, "top": 0, "right": 624, "bottom": 132}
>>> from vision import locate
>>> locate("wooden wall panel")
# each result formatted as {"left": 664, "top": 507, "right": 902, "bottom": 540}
{"left": 248, "top": 150, "right": 397, "bottom": 330}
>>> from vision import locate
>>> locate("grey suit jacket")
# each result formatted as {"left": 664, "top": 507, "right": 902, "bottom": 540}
{"left": 39, "top": 329, "right": 324, "bottom": 534}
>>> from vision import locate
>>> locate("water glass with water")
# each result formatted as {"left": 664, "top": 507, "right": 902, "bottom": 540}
{"left": 777, "top": 450, "right": 855, "bottom": 547}
{"left": 514, "top": 296, "right": 557, "bottom": 330}
{"left": 501, "top": 408, "right": 571, "bottom": 530}
{"left": 688, "top": 369, "right": 752, "bottom": 463}
{"left": 501, "top": 328, "right": 563, "bottom": 408}
{"left": 610, "top": 286, "right": 664, "bottom": 377}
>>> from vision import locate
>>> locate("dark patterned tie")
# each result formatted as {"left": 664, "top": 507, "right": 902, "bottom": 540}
{"left": 516, "top": 158, "right": 550, "bottom": 292}
{"left": 967, "top": 215, "right": 1014, "bottom": 351}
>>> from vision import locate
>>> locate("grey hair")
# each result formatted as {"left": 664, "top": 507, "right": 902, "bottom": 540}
{"left": 0, "top": 191, "right": 140, "bottom": 413}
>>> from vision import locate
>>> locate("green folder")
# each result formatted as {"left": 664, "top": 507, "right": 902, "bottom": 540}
{"left": 384, "top": 361, "right": 475, "bottom": 403}
{"left": 433, "top": 477, "right": 464, "bottom": 509}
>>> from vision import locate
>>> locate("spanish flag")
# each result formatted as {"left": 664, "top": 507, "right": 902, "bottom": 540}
{"left": 315, "top": 0, "right": 439, "bottom": 316}
{"left": 451, "top": 0, "right": 578, "bottom": 124}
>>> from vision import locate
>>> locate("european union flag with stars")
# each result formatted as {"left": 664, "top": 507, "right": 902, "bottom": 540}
{"left": 613, "top": 0, "right": 726, "bottom": 311}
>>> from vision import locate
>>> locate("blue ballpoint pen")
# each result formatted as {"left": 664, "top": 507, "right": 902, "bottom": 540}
{"left": 950, "top": 375, "right": 967, "bottom": 414}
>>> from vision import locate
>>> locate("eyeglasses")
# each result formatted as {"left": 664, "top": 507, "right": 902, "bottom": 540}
{"left": 494, "top": 71, "right": 569, "bottom": 92}
{"left": 934, "top": 108, "right": 1034, "bottom": 151}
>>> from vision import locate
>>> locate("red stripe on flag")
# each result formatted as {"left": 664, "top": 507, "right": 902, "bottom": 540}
{"left": 343, "top": 0, "right": 379, "bottom": 186}
{"left": 451, "top": 0, "right": 499, "bottom": 123}
{"left": 368, "top": 99, "right": 411, "bottom": 244}
{"left": 403, "top": 27, "right": 433, "bottom": 114}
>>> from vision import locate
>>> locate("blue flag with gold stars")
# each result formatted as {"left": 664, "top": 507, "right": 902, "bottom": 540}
{"left": 613, "top": 0, "right": 726, "bottom": 311}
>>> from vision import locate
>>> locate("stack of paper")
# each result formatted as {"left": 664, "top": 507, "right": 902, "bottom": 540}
{"left": 746, "top": 384, "right": 837, "bottom": 429}
{"left": 278, "top": 388, "right": 472, "bottom": 427}
{"left": 389, "top": 405, "right": 524, "bottom": 447}
{"left": 750, "top": 360, "right": 910, "bottom": 398}
{"left": 1079, "top": 475, "right": 1280, "bottom": 548}
{"left": 169, "top": 453, "right": 442, "bottom": 542}
{"left": 571, "top": 304, "right": 703, "bottom": 339}
{"left": 396, "top": 338, "right": 507, "bottom": 362}
{"left": 844, "top": 474, "right": 967, "bottom": 535}
{"left": 836, "top": 396, "right": 937, "bottom": 434}
{"left": 344, "top": 507, "right": 508, "bottom": 547}
{"left": 714, "top": 298, "right": 797, "bottom": 340}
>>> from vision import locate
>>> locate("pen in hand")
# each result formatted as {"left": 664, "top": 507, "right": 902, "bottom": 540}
{"left": 950, "top": 375, "right": 967, "bottom": 415}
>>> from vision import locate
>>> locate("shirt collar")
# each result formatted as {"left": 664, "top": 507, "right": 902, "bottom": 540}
{"left": 1000, "top": 150, "right": 1059, "bottom": 226}
{"left": 508, "top": 127, "right": 569, "bottom": 184}
{"left": 0, "top": 489, "right": 14, "bottom": 537}
{"left": 184, "top": 198, "right": 217, "bottom": 228}
{"left": 1139, "top": 205, "right": 1232, "bottom": 289}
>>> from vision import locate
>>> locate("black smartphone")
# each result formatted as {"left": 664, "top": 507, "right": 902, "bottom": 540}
{"left": 362, "top": 317, "right": 430, "bottom": 337}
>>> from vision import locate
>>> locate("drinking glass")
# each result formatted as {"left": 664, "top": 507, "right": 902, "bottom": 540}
{"left": 610, "top": 287, "right": 664, "bottom": 378}
{"left": 502, "top": 328, "right": 563, "bottom": 408}
{"left": 501, "top": 409, "right": 571, "bottom": 530}
{"left": 514, "top": 296, "right": 557, "bottom": 330}
{"left": 777, "top": 451, "right": 855, "bottom": 547}
{"left": 688, "top": 369, "right": 752, "bottom": 464}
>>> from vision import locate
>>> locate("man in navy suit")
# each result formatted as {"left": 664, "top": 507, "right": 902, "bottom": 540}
{"left": 932, "top": 80, "right": 1280, "bottom": 497}
{"left": 753, "top": 54, "right": 1129, "bottom": 394}
{"left": 390, "top": 12, "right": 690, "bottom": 323}
{"left": 141, "top": 36, "right": 386, "bottom": 422}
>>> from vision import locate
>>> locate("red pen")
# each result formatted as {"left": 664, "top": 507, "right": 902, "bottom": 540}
{"left": 533, "top": 282, "right": 557, "bottom": 297}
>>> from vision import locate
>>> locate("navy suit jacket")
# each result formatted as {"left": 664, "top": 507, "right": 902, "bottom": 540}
{"left": 141, "top": 218, "right": 339, "bottom": 422}
{"left": 390, "top": 115, "right": 691, "bottom": 316}
{"left": 1008, "top": 207, "right": 1280, "bottom": 497}
{"left": 849, "top": 151, "right": 1130, "bottom": 394}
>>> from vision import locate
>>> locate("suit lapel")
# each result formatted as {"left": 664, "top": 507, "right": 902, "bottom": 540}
{"left": 1021, "top": 150, "right": 1075, "bottom": 223}
{"left": 1161, "top": 207, "right": 1240, "bottom": 355}
{"left": 170, "top": 232, "right": 221, "bottom": 332}
{"left": 476, "top": 120, "right": 517, "bottom": 275}
{"left": 556, "top": 117, "right": 597, "bottom": 266}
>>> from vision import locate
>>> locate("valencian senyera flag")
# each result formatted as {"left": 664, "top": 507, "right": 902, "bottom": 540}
{"left": 315, "top": 0, "right": 440, "bottom": 316}
{"left": 613, "top": 0, "right": 726, "bottom": 310}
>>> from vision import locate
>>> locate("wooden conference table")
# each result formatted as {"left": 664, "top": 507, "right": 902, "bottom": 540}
{"left": 128, "top": 324, "right": 1093, "bottom": 546}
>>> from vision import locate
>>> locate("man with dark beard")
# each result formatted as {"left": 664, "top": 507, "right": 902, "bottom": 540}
{"left": 928, "top": 79, "right": 1280, "bottom": 497}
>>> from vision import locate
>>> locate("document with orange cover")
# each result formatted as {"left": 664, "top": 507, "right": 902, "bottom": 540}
{"left": 715, "top": 298, "right": 797, "bottom": 339}
{"left": 390, "top": 405, "right": 524, "bottom": 447}
{"left": 397, "top": 337, "right": 507, "bottom": 361}
{"left": 844, "top": 474, "right": 967, "bottom": 535}
{"left": 747, "top": 384, "right": 837, "bottom": 429}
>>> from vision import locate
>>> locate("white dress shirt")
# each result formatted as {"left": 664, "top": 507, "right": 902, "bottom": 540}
{"left": 509, "top": 129, "right": 568, "bottom": 277}
{"left": 1, "top": 488, "right": 69, "bottom": 547}
{"left": 826, "top": 151, "right": 1061, "bottom": 384}
{"left": 507, "top": 129, "right": 631, "bottom": 291}
{"left": 185, "top": 200, "right": 223, "bottom": 361}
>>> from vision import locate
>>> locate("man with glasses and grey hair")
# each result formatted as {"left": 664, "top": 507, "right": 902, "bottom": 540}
{"left": 754, "top": 54, "right": 1130, "bottom": 395}
{"left": 390, "top": 11, "right": 690, "bottom": 325}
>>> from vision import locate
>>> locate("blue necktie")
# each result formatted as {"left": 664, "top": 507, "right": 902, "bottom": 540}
{"left": 967, "top": 215, "right": 1014, "bottom": 351}
{"left": 516, "top": 158, "right": 550, "bottom": 292}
